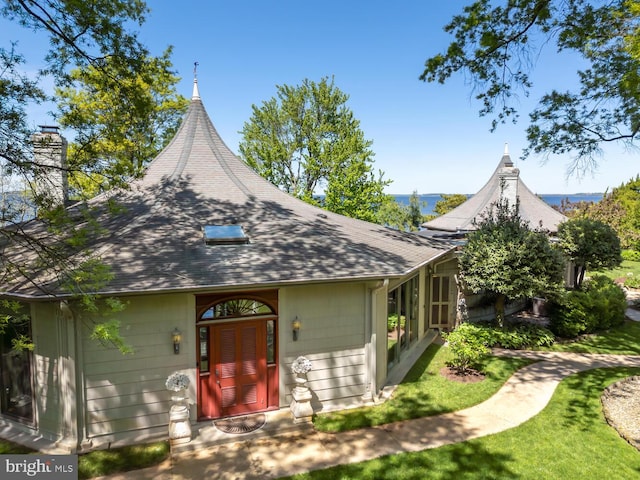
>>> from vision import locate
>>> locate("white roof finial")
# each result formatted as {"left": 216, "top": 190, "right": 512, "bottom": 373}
{"left": 501, "top": 142, "right": 514, "bottom": 167}
{"left": 192, "top": 61, "right": 200, "bottom": 99}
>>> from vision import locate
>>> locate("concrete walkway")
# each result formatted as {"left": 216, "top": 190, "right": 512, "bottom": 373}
{"left": 99, "top": 329, "right": 640, "bottom": 478}
{"left": 99, "top": 353, "right": 640, "bottom": 480}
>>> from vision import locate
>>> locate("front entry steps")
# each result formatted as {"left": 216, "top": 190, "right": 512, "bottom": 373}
{"left": 173, "top": 409, "right": 313, "bottom": 453}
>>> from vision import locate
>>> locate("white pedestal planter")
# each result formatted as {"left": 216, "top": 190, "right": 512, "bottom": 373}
{"left": 290, "top": 356, "right": 314, "bottom": 423}
{"left": 168, "top": 393, "right": 191, "bottom": 445}
{"left": 290, "top": 376, "right": 313, "bottom": 423}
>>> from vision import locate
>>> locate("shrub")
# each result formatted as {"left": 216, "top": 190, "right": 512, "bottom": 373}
{"left": 444, "top": 321, "right": 555, "bottom": 355}
{"left": 469, "top": 321, "right": 555, "bottom": 349}
{"left": 493, "top": 322, "right": 555, "bottom": 349}
{"left": 441, "top": 323, "right": 490, "bottom": 373}
{"left": 549, "top": 275, "right": 627, "bottom": 338}
{"left": 387, "top": 314, "right": 405, "bottom": 332}
{"left": 622, "top": 249, "right": 640, "bottom": 262}
{"left": 625, "top": 275, "right": 640, "bottom": 289}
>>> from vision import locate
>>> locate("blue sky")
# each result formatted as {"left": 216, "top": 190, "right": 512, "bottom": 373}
{"left": 5, "top": 1, "right": 640, "bottom": 194}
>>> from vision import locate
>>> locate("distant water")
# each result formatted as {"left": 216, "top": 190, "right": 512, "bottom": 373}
{"left": 394, "top": 193, "right": 604, "bottom": 216}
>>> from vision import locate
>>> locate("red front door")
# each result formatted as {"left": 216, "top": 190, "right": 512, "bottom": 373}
{"left": 198, "top": 320, "right": 267, "bottom": 418}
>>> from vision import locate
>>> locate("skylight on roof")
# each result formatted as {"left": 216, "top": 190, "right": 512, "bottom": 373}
{"left": 203, "top": 225, "right": 249, "bottom": 245}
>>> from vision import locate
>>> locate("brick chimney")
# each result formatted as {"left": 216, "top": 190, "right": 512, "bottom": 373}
{"left": 31, "top": 125, "right": 69, "bottom": 206}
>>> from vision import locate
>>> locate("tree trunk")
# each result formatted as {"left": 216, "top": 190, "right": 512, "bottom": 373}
{"left": 495, "top": 294, "right": 506, "bottom": 329}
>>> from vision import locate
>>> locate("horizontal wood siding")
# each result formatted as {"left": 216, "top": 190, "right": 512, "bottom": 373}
{"left": 81, "top": 293, "right": 194, "bottom": 440}
{"left": 280, "top": 284, "right": 367, "bottom": 410}
{"left": 284, "top": 349, "right": 365, "bottom": 407}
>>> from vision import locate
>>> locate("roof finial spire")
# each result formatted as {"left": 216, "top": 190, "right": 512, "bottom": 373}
{"left": 501, "top": 142, "right": 513, "bottom": 167}
{"left": 192, "top": 61, "right": 200, "bottom": 100}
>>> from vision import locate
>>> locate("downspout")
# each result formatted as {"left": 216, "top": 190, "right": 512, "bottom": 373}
{"left": 363, "top": 279, "right": 388, "bottom": 404}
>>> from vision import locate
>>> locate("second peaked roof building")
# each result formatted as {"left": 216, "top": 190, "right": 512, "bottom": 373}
{"left": 422, "top": 145, "right": 567, "bottom": 235}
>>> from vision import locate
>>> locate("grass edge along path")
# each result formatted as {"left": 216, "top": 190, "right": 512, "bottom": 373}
{"left": 286, "top": 366, "right": 640, "bottom": 480}
{"left": 544, "top": 319, "right": 640, "bottom": 355}
{"left": 77, "top": 441, "right": 170, "bottom": 479}
{"left": 313, "top": 343, "right": 532, "bottom": 433}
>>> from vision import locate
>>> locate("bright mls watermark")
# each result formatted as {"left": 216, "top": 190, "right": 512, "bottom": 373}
{"left": 1, "top": 455, "right": 77, "bottom": 479}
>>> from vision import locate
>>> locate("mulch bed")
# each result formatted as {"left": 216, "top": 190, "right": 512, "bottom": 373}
{"left": 440, "top": 366, "right": 485, "bottom": 383}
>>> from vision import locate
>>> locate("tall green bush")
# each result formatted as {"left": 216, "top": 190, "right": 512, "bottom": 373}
{"left": 550, "top": 275, "right": 627, "bottom": 338}
{"left": 441, "top": 323, "right": 490, "bottom": 373}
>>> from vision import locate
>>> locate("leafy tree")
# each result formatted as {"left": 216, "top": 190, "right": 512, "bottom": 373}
{"left": 434, "top": 193, "right": 468, "bottom": 216}
{"left": 584, "top": 176, "right": 640, "bottom": 250}
{"left": 421, "top": 1, "right": 640, "bottom": 172}
{"left": 459, "top": 200, "right": 565, "bottom": 327}
{"left": 551, "top": 197, "right": 596, "bottom": 218}
{"left": 375, "top": 191, "right": 426, "bottom": 231}
{"left": 0, "top": 0, "right": 167, "bottom": 353}
{"left": 56, "top": 49, "right": 188, "bottom": 198}
{"left": 375, "top": 197, "right": 411, "bottom": 231}
{"left": 406, "top": 191, "right": 427, "bottom": 230}
{"left": 423, "top": 193, "right": 468, "bottom": 222}
{"left": 557, "top": 218, "right": 622, "bottom": 288}
{"left": 239, "top": 77, "right": 390, "bottom": 222}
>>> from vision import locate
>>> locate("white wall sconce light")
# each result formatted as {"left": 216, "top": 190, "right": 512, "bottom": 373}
{"left": 172, "top": 327, "right": 182, "bottom": 354}
{"left": 292, "top": 317, "right": 301, "bottom": 341}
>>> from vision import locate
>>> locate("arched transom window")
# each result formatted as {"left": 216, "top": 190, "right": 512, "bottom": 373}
{"left": 200, "top": 298, "right": 275, "bottom": 320}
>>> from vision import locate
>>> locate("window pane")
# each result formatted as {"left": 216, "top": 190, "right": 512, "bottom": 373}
{"left": 266, "top": 320, "right": 275, "bottom": 364}
{"left": 199, "top": 327, "right": 209, "bottom": 373}
{"left": 410, "top": 277, "right": 419, "bottom": 343}
{"left": 0, "top": 310, "right": 33, "bottom": 423}
{"left": 203, "top": 225, "right": 249, "bottom": 245}
{"left": 401, "top": 283, "right": 409, "bottom": 351}
{"left": 387, "top": 288, "right": 400, "bottom": 368}
{"left": 442, "top": 277, "right": 450, "bottom": 299}
{"left": 200, "top": 298, "right": 274, "bottom": 320}
{"left": 432, "top": 279, "right": 440, "bottom": 301}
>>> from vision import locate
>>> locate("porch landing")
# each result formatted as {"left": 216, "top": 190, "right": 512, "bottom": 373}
{"left": 172, "top": 409, "right": 313, "bottom": 454}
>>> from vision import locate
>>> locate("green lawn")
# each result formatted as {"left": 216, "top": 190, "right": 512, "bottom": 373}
{"left": 543, "top": 319, "right": 640, "bottom": 355}
{"left": 315, "top": 317, "right": 640, "bottom": 433}
{"left": 314, "top": 342, "right": 532, "bottom": 432}
{"left": 77, "top": 441, "right": 169, "bottom": 480}
{"left": 595, "top": 259, "right": 640, "bottom": 282}
{"left": 0, "top": 439, "right": 168, "bottom": 480}
{"left": 0, "top": 439, "right": 35, "bottom": 454}
{"left": 287, "top": 366, "right": 640, "bottom": 480}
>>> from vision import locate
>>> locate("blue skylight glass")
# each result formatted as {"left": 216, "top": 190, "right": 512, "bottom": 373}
{"left": 203, "top": 225, "right": 249, "bottom": 245}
